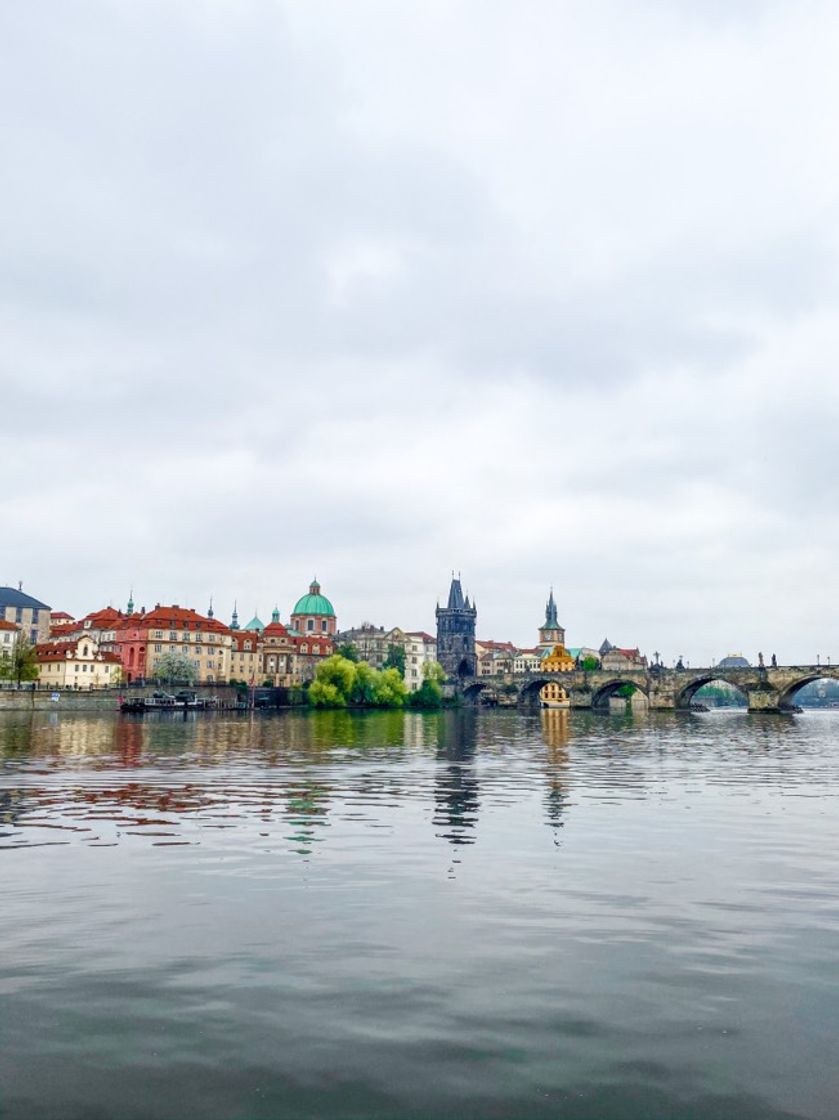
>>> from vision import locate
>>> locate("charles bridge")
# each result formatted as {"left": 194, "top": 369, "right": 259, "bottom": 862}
{"left": 454, "top": 665, "right": 839, "bottom": 713}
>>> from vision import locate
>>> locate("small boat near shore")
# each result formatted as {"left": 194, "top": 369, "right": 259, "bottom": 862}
{"left": 120, "top": 691, "right": 217, "bottom": 714}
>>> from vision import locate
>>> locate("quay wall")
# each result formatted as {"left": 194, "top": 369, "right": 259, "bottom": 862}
{"left": 0, "top": 684, "right": 243, "bottom": 712}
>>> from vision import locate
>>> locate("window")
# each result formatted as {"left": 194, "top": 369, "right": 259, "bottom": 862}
{"left": 302, "top": 644, "right": 308, "bottom": 653}
{"left": 195, "top": 646, "right": 203, "bottom": 654}
{"left": 154, "top": 631, "right": 163, "bottom": 639}
{"left": 15, "top": 608, "right": 22, "bottom": 622}
{"left": 169, "top": 631, "right": 177, "bottom": 641}
{"left": 82, "top": 664, "right": 88, "bottom": 672}
{"left": 182, "top": 633, "right": 190, "bottom": 642}
{"left": 74, "top": 664, "right": 79, "bottom": 672}
{"left": 208, "top": 660, "right": 214, "bottom": 669}
{"left": 83, "top": 645, "right": 89, "bottom": 657}
{"left": 154, "top": 644, "right": 162, "bottom": 653}
{"left": 33, "top": 609, "right": 40, "bottom": 622}
{"left": 307, "top": 620, "right": 314, "bottom": 632}
{"left": 321, "top": 620, "right": 327, "bottom": 632}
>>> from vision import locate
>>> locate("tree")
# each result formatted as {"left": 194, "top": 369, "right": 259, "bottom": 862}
{"left": 308, "top": 654, "right": 407, "bottom": 709}
{"left": 153, "top": 650, "right": 197, "bottom": 685}
{"left": 337, "top": 642, "right": 359, "bottom": 662}
{"left": 409, "top": 660, "right": 446, "bottom": 709}
{"left": 384, "top": 643, "right": 406, "bottom": 677}
{"left": 3, "top": 632, "right": 39, "bottom": 686}
{"left": 581, "top": 656, "right": 599, "bottom": 672}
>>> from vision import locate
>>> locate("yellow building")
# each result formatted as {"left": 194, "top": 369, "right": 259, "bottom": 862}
{"left": 540, "top": 643, "right": 575, "bottom": 672}
{"left": 36, "top": 636, "right": 123, "bottom": 689}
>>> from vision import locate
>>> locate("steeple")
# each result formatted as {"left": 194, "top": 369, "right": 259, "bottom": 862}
{"left": 126, "top": 588, "right": 134, "bottom": 616}
{"left": 544, "top": 587, "right": 559, "bottom": 630}
{"left": 230, "top": 601, "right": 240, "bottom": 631}
{"left": 207, "top": 595, "right": 214, "bottom": 620}
{"left": 446, "top": 575, "right": 465, "bottom": 610}
{"left": 538, "top": 586, "right": 566, "bottom": 650}
{"left": 271, "top": 605, "right": 280, "bottom": 624}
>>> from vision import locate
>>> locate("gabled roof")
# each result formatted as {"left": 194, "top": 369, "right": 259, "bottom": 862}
{"left": 0, "top": 586, "right": 50, "bottom": 610}
{"left": 51, "top": 611, "right": 75, "bottom": 622}
{"left": 406, "top": 631, "right": 435, "bottom": 642}
{"left": 0, "top": 619, "right": 19, "bottom": 632}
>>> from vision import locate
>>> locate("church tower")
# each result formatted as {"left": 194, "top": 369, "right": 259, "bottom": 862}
{"left": 435, "top": 573, "right": 478, "bottom": 678}
{"left": 538, "top": 588, "right": 566, "bottom": 651}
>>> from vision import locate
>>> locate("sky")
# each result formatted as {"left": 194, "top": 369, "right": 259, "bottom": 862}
{"left": 2, "top": 0, "right": 838, "bottom": 664}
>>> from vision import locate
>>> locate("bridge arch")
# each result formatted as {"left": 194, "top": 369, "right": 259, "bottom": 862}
{"left": 776, "top": 673, "right": 838, "bottom": 710}
{"left": 462, "top": 680, "right": 496, "bottom": 705}
{"left": 590, "top": 678, "right": 649, "bottom": 711}
{"left": 676, "top": 674, "right": 749, "bottom": 710}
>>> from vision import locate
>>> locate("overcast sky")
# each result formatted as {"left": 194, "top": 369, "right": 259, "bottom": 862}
{"left": 2, "top": 1, "right": 838, "bottom": 663}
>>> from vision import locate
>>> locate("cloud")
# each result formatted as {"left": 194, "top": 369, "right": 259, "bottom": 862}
{"left": 1, "top": 0, "right": 838, "bottom": 663}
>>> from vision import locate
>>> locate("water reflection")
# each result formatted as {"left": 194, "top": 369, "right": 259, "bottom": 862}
{"left": 541, "top": 709, "right": 571, "bottom": 844}
{"left": 432, "top": 711, "right": 481, "bottom": 847}
{"left": 3, "top": 709, "right": 839, "bottom": 1120}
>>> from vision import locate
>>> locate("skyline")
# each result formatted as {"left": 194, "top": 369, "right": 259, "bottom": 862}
{"left": 2, "top": 2, "right": 838, "bottom": 664}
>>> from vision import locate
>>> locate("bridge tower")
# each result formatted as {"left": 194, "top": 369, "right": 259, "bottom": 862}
{"left": 436, "top": 574, "right": 477, "bottom": 679}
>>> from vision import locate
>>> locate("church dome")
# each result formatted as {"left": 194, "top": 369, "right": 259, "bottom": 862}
{"left": 292, "top": 580, "right": 335, "bottom": 617}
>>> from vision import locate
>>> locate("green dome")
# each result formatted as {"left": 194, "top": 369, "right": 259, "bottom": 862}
{"left": 292, "top": 580, "right": 335, "bottom": 618}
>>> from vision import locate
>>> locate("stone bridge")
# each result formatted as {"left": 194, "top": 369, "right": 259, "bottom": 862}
{"left": 454, "top": 665, "right": 839, "bottom": 713}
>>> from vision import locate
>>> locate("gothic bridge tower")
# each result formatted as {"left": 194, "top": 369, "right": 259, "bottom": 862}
{"left": 436, "top": 574, "right": 477, "bottom": 678}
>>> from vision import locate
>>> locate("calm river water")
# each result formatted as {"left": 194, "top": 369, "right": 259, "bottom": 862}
{"left": 1, "top": 707, "right": 838, "bottom": 1120}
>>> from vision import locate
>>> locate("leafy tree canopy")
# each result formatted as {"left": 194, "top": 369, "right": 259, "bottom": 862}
{"left": 308, "top": 655, "right": 408, "bottom": 709}
{"left": 153, "top": 650, "right": 197, "bottom": 684}
{"left": 383, "top": 643, "right": 406, "bottom": 677}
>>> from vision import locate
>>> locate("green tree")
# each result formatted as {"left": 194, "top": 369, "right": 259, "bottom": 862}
{"left": 4, "top": 632, "right": 39, "bottom": 685}
{"left": 409, "top": 660, "right": 446, "bottom": 709}
{"left": 308, "top": 654, "right": 407, "bottom": 710}
{"left": 153, "top": 650, "right": 197, "bottom": 685}
{"left": 383, "top": 643, "right": 406, "bottom": 677}
{"left": 581, "top": 655, "right": 599, "bottom": 671}
{"left": 337, "top": 642, "right": 359, "bottom": 662}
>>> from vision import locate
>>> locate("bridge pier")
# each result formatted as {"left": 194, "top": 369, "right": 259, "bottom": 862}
{"left": 746, "top": 687, "right": 783, "bottom": 713}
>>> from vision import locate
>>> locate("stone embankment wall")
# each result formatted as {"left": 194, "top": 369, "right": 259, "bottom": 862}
{"left": 0, "top": 684, "right": 242, "bottom": 712}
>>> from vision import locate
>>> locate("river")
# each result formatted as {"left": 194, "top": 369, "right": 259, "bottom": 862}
{"left": 1, "top": 707, "right": 838, "bottom": 1120}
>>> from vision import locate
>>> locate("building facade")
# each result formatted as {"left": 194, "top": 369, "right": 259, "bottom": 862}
{"left": 0, "top": 585, "right": 51, "bottom": 645}
{"left": 35, "top": 636, "right": 122, "bottom": 689}
{"left": 435, "top": 575, "right": 477, "bottom": 679}
{"left": 114, "top": 605, "right": 234, "bottom": 683}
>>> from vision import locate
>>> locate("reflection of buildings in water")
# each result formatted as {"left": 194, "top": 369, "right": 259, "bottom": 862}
{"left": 540, "top": 709, "right": 572, "bottom": 844}
{"left": 433, "top": 711, "right": 480, "bottom": 846}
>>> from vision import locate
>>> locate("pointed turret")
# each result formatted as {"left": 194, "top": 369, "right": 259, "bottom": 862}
{"left": 447, "top": 576, "right": 465, "bottom": 610}
{"left": 207, "top": 595, "right": 214, "bottom": 620}
{"left": 126, "top": 588, "right": 134, "bottom": 616}
{"left": 230, "top": 601, "right": 240, "bottom": 631}
{"left": 271, "top": 605, "right": 280, "bottom": 624}
{"left": 538, "top": 586, "right": 566, "bottom": 650}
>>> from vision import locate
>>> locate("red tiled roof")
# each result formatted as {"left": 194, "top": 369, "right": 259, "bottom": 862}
{"left": 81, "top": 607, "right": 124, "bottom": 627}
{"left": 478, "top": 639, "right": 517, "bottom": 653}
{"left": 50, "top": 622, "right": 78, "bottom": 636}
{"left": 0, "top": 619, "right": 18, "bottom": 631}
{"left": 406, "top": 631, "right": 435, "bottom": 642}
{"left": 114, "top": 606, "right": 232, "bottom": 635}
{"left": 51, "top": 611, "right": 75, "bottom": 622}
{"left": 35, "top": 641, "right": 76, "bottom": 661}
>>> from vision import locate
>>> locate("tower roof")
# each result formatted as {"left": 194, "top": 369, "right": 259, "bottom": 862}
{"left": 542, "top": 587, "right": 561, "bottom": 630}
{"left": 447, "top": 576, "right": 465, "bottom": 610}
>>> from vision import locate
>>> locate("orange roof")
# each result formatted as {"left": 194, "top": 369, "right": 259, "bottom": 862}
{"left": 0, "top": 619, "right": 18, "bottom": 631}
{"left": 51, "top": 611, "right": 75, "bottom": 622}
{"left": 478, "top": 639, "right": 517, "bottom": 653}
{"left": 50, "top": 622, "right": 78, "bottom": 636}
{"left": 81, "top": 607, "right": 124, "bottom": 629}
{"left": 231, "top": 631, "right": 261, "bottom": 651}
{"left": 114, "top": 605, "right": 232, "bottom": 635}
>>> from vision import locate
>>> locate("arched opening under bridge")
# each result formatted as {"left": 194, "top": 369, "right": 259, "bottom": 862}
{"left": 676, "top": 675, "right": 749, "bottom": 711}
{"left": 778, "top": 675, "right": 839, "bottom": 711}
{"left": 590, "top": 679, "right": 649, "bottom": 712}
